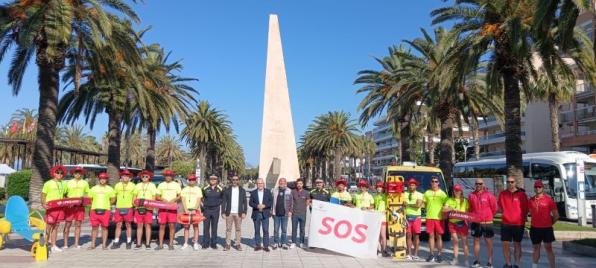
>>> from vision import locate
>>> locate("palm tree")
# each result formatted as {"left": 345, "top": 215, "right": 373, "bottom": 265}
{"left": 396, "top": 27, "right": 502, "bottom": 182}
{"left": 181, "top": 101, "right": 231, "bottom": 181}
{"left": 156, "top": 135, "right": 184, "bottom": 167}
{"left": 0, "top": 0, "right": 140, "bottom": 205}
{"left": 355, "top": 46, "right": 415, "bottom": 163}
{"left": 302, "top": 111, "right": 360, "bottom": 179}
{"left": 217, "top": 133, "right": 246, "bottom": 182}
{"left": 56, "top": 124, "right": 101, "bottom": 152}
{"left": 7, "top": 108, "right": 38, "bottom": 140}
{"left": 131, "top": 44, "right": 197, "bottom": 171}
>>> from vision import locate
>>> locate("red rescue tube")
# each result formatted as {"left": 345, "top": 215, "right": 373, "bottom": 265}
{"left": 133, "top": 199, "right": 178, "bottom": 210}
{"left": 445, "top": 211, "right": 479, "bottom": 222}
{"left": 46, "top": 197, "right": 91, "bottom": 209}
{"left": 177, "top": 211, "right": 206, "bottom": 225}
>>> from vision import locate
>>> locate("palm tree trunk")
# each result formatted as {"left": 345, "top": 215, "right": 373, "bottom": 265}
{"left": 472, "top": 120, "right": 480, "bottom": 160}
{"left": 107, "top": 108, "right": 123, "bottom": 185}
{"left": 549, "top": 93, "right": 561, "bottom": 151}
{"left": 145, "top": 125, "right": 156, "bottom": 171}
{"left": 400, "top": 118, "right": 411, "bottom": 162}
{"left": 198, "top": 144, "right": 207, "bottom": 182}
{"left": 439, "top": 106, "right": 455, "bottom": 186}
{"left": 28, "top": 61, "right": 61, "bottom": 208}
{"left": 501, "top": 65, "right": 525, "bottom": 188}
{"left": 334, "top": 147, "right": 342, "bottom": 179}
{"left": 428, "top": 132, "right": 436, "bottom": 164}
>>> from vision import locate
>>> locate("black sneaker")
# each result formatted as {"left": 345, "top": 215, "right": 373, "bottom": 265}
{"left": 471, "top": 260, "right": 481, "bottom": 268}
{"left": 435, "top": 254, "right": 442, "bottom": 263}
{"left": 486, "top": 262, "right": 493, "bottom": 268}
{"left": 110, "top": 243, "right": 120, "bottom": 249}
{"left": 271, "top": 244, "right": 278, "bottom": 250}
{"left": 126, "top": 242, "right": 132, "bottom": 250}
{"left": 512, "top": 265, "right": 519, "bottom": 268}
{"left": 282, "top": 244, "right": 289, "bottom": 250}
{"left": 145, "top": 244, "right": 151, "bottom": 250}
{"left": 134, "top": 244, "right": 142, "bottom": 250}
{"left": 426, "top": 254, "right": 435, "bottom": 262}
{"left": 202, "top": 245, "right": 208, "bottom": 249}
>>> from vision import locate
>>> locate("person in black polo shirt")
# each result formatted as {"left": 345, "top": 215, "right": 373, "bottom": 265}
{"left": 309, "top": 178, "right": 330, "bottom": 206}
{"left": 202, "top": 175, "right": 223, "bottom": 249}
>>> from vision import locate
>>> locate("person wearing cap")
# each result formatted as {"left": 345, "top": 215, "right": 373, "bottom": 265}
{"left": 423, "top": 176, "right": 448, "bottom": 263}
{"left": 87, "top": 172, "right": 115, "bottom": 250}
{"left": 404, "top": 178, "right": 423, "bottom": 260}
{"left": 180, "top": 174, "right": 203, "bottom": 251}
{"left": 529, "top": 180, "right": 559, "bottom": 268}
{"left": 354, "top": 179, "right": 374, "bottom": 210}
{"left": 331, "top": 179, "right": 353, "bottom": 206}
{"left": 468, "top": 178, "right": 498, "bottom": 268}
{"left": 133, "top": 170, "right": 157, "bottom": 250}
{"left": 442, "top": 184, "right": 470, "bottom": 266}
{"left": 373, "top": 181, "right": 388, "bottom": 257}
{"left": 202, "top": 175, "right": 223, "bottom": 249}
{"left": 111, "top": 169, "right": 136, "bottom": 250}
{"left": 271, "top": 177, "right": 293, "bottom": 250}
{"left": 221, "top": 175, "right": 247, "bottom": 251}
{"left": 63, "top": 166, "right": 89, "bottom": 249}
{"left": 498, "top": 176, "right": 529, "bottom": 268}
{"left": 156, "top": 169, "right": 181, "bottom": 250}
{"left": 290, "top": 178, "right": 308, "bottom": 249}
{"left": 309, "top": 178, "right": 330, "bottom": 206}
{"left": 41, "top": 165, "right": 67, "bottom": 253}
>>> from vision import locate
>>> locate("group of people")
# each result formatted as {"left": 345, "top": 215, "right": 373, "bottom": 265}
{"left": 400, "top": 177, "right": 558, "bottom": 268}
{"left": 39, "top": 164, "right": 560, "bottom": 268}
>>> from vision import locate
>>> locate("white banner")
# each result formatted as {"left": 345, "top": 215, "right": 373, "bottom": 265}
{"left": 308, "top": 200, "right": 383, "bottom": 258}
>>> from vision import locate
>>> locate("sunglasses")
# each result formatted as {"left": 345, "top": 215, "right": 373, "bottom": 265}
{"left": 507, "top": 181, "right": 515, "bottom": 184}
{"left": 431, "top": 181, "right": 439, "bottom": 183}
{"left": 475, "top": 183, "right": 483, "bottom": 185}
{"left": 534, "top": 186, "right": 543, "bottom": 189}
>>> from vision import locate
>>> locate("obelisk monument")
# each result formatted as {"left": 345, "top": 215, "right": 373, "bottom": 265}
{"left": 258, "top": 14, "right": 300, "bottom": 187}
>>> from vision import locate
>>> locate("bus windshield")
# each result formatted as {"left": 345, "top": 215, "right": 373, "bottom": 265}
{"left": 387, "top": 171, "right": 446, "bottom": 193}
{"left": 564, "top": 163, "right": 596, "bottom": 200}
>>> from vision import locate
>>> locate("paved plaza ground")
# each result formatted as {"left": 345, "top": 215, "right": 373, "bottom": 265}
{"left": 1, "top": 207, "right": 595, "bottom": 268}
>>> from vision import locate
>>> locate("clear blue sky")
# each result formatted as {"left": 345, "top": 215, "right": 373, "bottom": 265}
{"left": 0, "top": 1, "right": 446, "bottom": 167}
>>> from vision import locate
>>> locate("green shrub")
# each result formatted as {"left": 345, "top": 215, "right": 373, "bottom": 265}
{"left": 6, "top": 170, "right": 31, "bottom": 200}
{"left": 168, "top": 160, "right": 196, "bottom": 178}
{"left": 0, "top": 187, "right": 5, "bottom": 200}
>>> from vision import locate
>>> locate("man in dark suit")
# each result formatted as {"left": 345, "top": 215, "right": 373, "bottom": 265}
{"left": 249, "top": 178, "right": 273, "bottom": 252}
{"left": 221, "top": 175, "right": 248, "bottom": 251}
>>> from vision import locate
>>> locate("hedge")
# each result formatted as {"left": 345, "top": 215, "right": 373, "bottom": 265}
{"left": 6, "top": 170, "right": 31, "bottom": 200}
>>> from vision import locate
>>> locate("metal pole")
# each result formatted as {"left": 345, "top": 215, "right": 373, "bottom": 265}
{"left": 592, "top": 204, "right": 596, "bottom": 228}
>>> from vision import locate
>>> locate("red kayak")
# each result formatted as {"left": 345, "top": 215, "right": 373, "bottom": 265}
{"left": 177, "top": 211, "right": 206, "bottom": 225}
{"left": 46, "top": 197, "right": 91, "bottom": 209}
{"left": 446, "top": 211, "right": 479, "bottom": 222}
{"left": 133, "top": 199, "right": 178, "bottom": 210}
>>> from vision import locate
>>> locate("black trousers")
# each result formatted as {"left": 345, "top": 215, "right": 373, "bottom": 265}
{"left": 203, "top": 206, "right": 220, "bottom": 246}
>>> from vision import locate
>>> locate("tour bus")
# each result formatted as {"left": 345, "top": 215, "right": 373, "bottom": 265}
{"left": 383, "top": 163, "right": 450, "bottom": 240}
{"left": 453, "top": 151, "right": 596, "bottom": 221}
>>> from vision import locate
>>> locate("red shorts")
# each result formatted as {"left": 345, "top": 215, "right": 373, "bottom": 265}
{"left": 448, "top": 221, "right": 469, "bottom": 236}
{"left": 64, "top": 206, "right": 85, "bottom": 222}
{"left": 426, "top": 219, "right": 445, "bottom": 235}
{"left": 406, "top": 216, "right": 421, "bottom": 234}
{"left": 134, "top": 209, "right": 153, "bottom": 224}
{"left": 45, "top": 208, "right": 65, "bottom": 224}
{"left": 113, "top": 208, "right": 134, "bottom": 223}
{"left": 158, "top": 209, "right": 177, "bottom": 224}
{"left": 90, "top": 210, "right": 111, "bottom": 228}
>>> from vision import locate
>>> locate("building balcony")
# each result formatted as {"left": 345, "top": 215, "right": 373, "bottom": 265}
{"left": 478, "top": 117, "right": 499, "bottom": 129}
{"left": 374, "top": 132, "right": 394, "bottom": 143}
{"left": 479, "top": 150, "right": 505, "bottom": 158}
{"left": 372, "top": 154, "right": 397, "bottom": 161}
{"left": 479, "top": 131, "right": 526, "bottom": 145}
{"left": 376, "top": 142, "right": 399, "bottom": 151}
{"left": 560, "top": 105, "right": 596, "bottom": 123}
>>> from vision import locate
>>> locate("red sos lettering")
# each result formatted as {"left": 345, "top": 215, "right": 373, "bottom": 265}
{"left": 318, "top": 217, "right": 368, "bottom": 243}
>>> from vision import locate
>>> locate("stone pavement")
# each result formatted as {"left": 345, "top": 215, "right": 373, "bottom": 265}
{"left": 1, "top": 207, "right": 595, "bottom": 267}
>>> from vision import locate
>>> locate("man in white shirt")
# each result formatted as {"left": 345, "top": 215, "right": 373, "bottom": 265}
{"left": 221, "top": 175, "right": 247, "bottom": 251}
{"left": 250, "top": 178, "right": 273, "bottom": 252}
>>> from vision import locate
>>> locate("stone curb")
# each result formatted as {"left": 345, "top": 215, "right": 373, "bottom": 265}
{"left": 562, "top": 241, "right": 596, "bottom": 257}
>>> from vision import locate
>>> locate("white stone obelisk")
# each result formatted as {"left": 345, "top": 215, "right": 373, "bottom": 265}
{"left": 258, "top": 14, "right": 300, "bottom": 187}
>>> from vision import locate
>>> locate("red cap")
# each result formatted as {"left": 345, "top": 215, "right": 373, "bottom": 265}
{"left": 357, "top": 179, "right": 369, "bottom": 188}
{"left": 187, "top": 174, "right": 198, "bottom": 181}
{"left": 534, "top": 180, "right": 544, "bottom": 188}
{"left": 407, "top": 178, "right": 419, "bottom": 185}
{"left": 375, "top": 181, "right": 385, "bottom": 189}
{"left": 50, "top": 165, "right": 67, "bottom": 177}
{"left": 70, "top": 166, "right": 86, "bottom": 175}
{"left": 163, "top": 170, "right": 175, "bottom": 177}
{"left": 119, "top": 169, "right": 133, "bottom": 176}
{"left": 98, "top": 172, "right": 109, "bottom": 180}
{"left": 454, "top": 184, "right": 463, "bottom": 192}
{"left": 139, "top": 170, "right": 153, "bottom": 179}
{"left": 335, "top": 178, "right": 347, "bottom": 187}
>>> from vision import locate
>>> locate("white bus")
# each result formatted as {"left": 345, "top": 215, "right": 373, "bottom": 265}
{"left": 453, "top": 151, "right": 596, "bottom": 221}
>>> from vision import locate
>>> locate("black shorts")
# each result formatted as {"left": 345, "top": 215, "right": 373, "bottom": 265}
{"left": 471, "top": 223, "right": 494, "bottom": 238}
{"left": 529, "top": 227, "right": 555, "bottom": 245}
{"left": 501, "top": 224, "right": 525, "bottom": 242}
